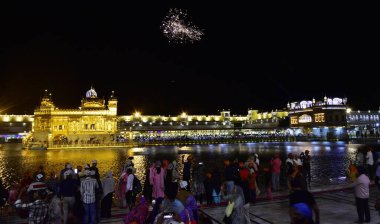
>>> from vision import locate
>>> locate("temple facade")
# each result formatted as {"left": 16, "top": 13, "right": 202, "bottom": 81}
{"left": 28, "top": 87, "right": 118, "bottom": 146}
{"left": 287, "top": 96, "right": 348, "bottom": 140}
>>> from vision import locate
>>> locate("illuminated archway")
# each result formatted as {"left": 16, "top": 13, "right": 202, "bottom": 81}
{"left": 299, "top": 114, "right": 312, "bottom": 123}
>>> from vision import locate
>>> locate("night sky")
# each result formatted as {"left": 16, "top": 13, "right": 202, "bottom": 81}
{"left": 0, "top": 3, "right": 378, "bottom": 115}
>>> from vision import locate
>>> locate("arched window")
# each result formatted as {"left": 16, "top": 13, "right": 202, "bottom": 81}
{"left": 332, "top": 98, "right": 343, "bottom": 105}
{"left": 299, "top": 114, "right": 312, "bottom": 123}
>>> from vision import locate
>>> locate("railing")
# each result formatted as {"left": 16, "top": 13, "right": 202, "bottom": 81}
{"left": 47, "top": 137, "right": 298, "bottom": 149}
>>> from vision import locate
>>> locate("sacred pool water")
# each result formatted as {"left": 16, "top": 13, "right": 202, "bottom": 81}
{"left": 0, "top": 142, "right": 375, "bottom": 188}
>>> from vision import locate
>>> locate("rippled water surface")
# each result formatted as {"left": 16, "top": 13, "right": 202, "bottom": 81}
{"left": 0, "top": 142, "right": 377, "bottom": 188}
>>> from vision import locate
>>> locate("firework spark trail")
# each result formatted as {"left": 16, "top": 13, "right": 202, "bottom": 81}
{"left": 161, "top": 8, "right": 204, "bottom": 44}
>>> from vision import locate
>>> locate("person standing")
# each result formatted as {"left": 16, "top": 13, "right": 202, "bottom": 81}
{"left": 14, "top": 187, "right": 49, "bottom": 224}
{"left": 46, "top": 171, "right": 59, "bottom": 194}
{"left": 286, "top": 153, "right": 295, "bottom": 190}
{"left": 263, "top": 166, "right": 272, "bottom": 200}
{"left": 150, "top": 161, "right": 165, "bottom": 202}
{"left": 270, "top": 153, "right": 282, "bottom": 192}
{"left": 0, "top": 179, "right": 8, "bottom": 208}
{"left": 211, "top": 167, "right": 222, "bottom": 205}
{"left": 177, "top": 181, "right": 198, "bottom": 223}
{"left": 221, "top": 181, "right": 250, "bottom": 224}
{"left": 366, "top": 147, "right": 374, "bottom": 182}
{"left": 101, "top": 171, "right": 115, "bottom": 218}
{"left": 125, "top": 168, "right": 135, "bottom": 211}
{"left": 375, "top": 159, "right": 380, "bottom": 190}
{"left": 238, "top": 162, "right": 250, "bottom": 206}
{"left": 253, "top": 153, "right": 260, "bottom": 167}
{"left": 182, "top": 155, "right": 193, "bottom": 190}
{"left": 204, "top": 172, "right": 213, "bottom": 205}
{"left": 352, "top": 166, "right": 371, "bottom": 223}
{"left": 191, "top": 162, "right": 206, "bottom": 205}
{"left": 80, "top": 170, "right": 99, "bottom": 224}
{"left": 288, "top": 176, "right": 320, "bottom": 224}
{"left": 223, "top": 159, "right": 235, "bottom": 194}
{"left": 348, "top": 160, "right": 358, "bottom": 183}
{"left": 60, "top": 170, "right": 79, "bottom": 224}
{"left": 165, "top": 160, "right": 179, "bottom": 198}
{"left": 356, "top": 150, "right": 364, "bottom": 167}
{"left": 303, "top": 150, "right": 312, "bottom": 188}
{"left": 90, "top": 159, "right": 102, "bottom": 223}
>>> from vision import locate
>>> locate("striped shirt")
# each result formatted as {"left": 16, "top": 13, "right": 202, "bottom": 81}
{"left": 80, "top": 177, "right": 98, "bottom": 204}
{"left": 14, "top": 199, "right": 49, "bottom": 224}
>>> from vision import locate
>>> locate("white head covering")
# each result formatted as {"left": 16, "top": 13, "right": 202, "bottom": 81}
{"left": 36, "top": 174, "right": 44, "bottom": 181}
{"left": 180, "top": 180, "right": 188, "bottom": 189}
{"left": 102, "top": 170, "right": 115, "bottom": 199}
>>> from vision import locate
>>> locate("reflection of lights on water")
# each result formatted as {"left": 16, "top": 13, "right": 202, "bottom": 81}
{"left": 329, "top": 176, "right": 347, "bottom": 182}
{"left": 132, "top": 147, "right": 145, "bottom": 153}
{"left": 238, "top": 145, "right": 248, "bottom": 152}
{"left": 325, "top": 146, "right": 331, "bottom": 151}
{"left": 312, "top": 146, "right": 320, "bottom": 151}
{"left": 338, "top": 147, "right": 345, "bottom": 152}
{"left": 178, "top": 146, "right": 192, "bottom": 151}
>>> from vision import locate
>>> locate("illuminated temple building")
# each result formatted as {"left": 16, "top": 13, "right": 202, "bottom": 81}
{"left": 1, "top": 88, "right": 380, "bottom": 146}
{"left": 29, "top": 87, "right": 118, "bottom": 146}
{"left": 287, "top": 97, "right": 348, "bottom": 139}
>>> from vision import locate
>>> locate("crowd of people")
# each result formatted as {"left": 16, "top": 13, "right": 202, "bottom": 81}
{"left": 0, "top": 149, "right": 321, "bottom": 224}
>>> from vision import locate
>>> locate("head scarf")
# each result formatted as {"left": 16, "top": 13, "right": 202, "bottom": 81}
{"left": 102, "top": 170, "right": 115, "bottom": 199}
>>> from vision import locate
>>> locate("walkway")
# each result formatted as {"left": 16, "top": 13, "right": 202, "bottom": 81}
{"left": 202, "top": 182, "right": 380, "bottom": 224}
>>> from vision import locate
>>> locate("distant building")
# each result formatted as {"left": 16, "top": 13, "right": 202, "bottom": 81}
{"left": 346, "top": 109, "right": 380, "bottom": 139}
{"left": 0, "top": 115, "right": 33, "bottom": 142}
{"left": 287, "top": 96, "right": 348, "bottom": 140}
{"left": 117, "top": 109, "right": 289, "bottom": 141}
{"left": 28, "top": 87, "right": 118, "bottom": 146}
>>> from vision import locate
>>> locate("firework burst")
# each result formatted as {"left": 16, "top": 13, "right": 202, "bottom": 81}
{"left": 161, "top": 8, "right": 204, "bottom": 44}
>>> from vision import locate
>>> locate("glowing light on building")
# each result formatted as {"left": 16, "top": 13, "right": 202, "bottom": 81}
{"left": 299, "top": 114, "right": 312, "bottom": 123}
{"left": 134, "top": 112, "right": 141, "bottom": 118}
